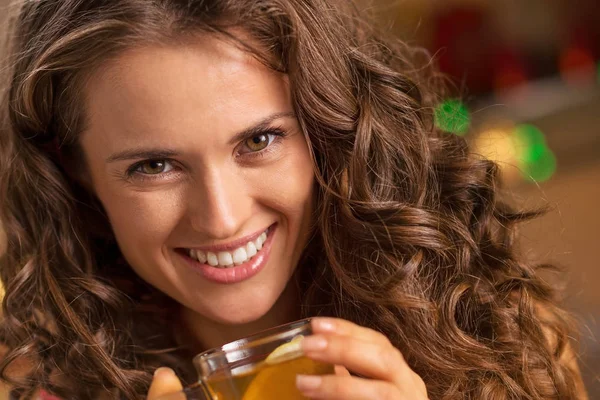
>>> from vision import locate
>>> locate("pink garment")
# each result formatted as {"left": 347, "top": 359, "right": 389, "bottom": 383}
{"left": 38, "top": 390, "right": 62, "bottom": 400}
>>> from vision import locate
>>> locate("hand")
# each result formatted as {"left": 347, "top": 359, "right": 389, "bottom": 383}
{"left": 147, "top": 367, "right": 184, "bottom": 400}
{"left": 296, "top": 318, "right": 428, "bottom": 399}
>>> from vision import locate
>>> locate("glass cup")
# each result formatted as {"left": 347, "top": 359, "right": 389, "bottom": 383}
{"left": 157, "top": 318, "right": 334, "bottom": 400}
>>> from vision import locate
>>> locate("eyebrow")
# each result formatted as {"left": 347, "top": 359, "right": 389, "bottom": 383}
{"left": 106, "top": 111, "right": 296, "bottom": 163}
{"left": 106, "top": 149, "right": 179, "bottom": 163}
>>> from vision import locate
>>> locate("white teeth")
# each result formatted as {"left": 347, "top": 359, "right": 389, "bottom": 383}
{"left": 246, "top": 241, "right": 257, "bottom": 257}
{"left": 207, "top": 251, "right": 218, "bottom": 266}
{"left": 196, "top": 251, "right": 207, "bottom": 264}
{"left": 232, "top": 247, "right": 248, "bottom": 265}
{"left": 217, "top": 251, "right": 234, "bottom": 267}
{"left": 186, "top": 227, "right": 270, "bottom": 268}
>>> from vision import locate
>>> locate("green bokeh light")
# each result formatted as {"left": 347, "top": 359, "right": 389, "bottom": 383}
{"left": 435, "top": 99, "right": 471, "bottom": 136}
{"left": 513, "top": 124, "right": 547, "bottom": 163}
{"left": 513, "top": 124, "right": 557, "bottom": 182}
{"left": 520, "top": 147, "right": 557, "bottom": 183}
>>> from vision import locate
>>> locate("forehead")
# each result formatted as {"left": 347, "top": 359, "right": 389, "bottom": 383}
{"left": 81, "top": 35, "right": 291, "bottom": 147}
{"left": 96, "top": 35, "right": 254, "bottom": 93}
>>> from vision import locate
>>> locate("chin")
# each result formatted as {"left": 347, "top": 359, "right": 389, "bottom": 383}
{"left": 200, "top": 297, "right": 278, "bottom": 326}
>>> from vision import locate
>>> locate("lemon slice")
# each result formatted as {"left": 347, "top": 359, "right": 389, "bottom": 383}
{"left": 264, "top": 335, "right": 305, "bottom": 365}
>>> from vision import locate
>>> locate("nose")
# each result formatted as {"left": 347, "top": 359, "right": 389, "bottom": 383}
{"left": 187, "top": 166, "right": 252, "bottom": 240}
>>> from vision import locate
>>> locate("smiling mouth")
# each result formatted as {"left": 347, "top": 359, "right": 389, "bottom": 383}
{"left": 179, "top": 226, "right": 272, "bottom": 269}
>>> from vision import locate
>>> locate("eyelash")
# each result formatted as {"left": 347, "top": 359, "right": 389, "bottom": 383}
{"left": 124, "top": 127, "right": 288, "bottom": 181}
{"left": 236, "top": 127, "right": 287, "bottom": 159}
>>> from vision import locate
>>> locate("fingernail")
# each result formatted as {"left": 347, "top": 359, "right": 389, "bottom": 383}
{"left": 302, "top": 335, "right": 328, "bottom": 352}
{"left": 296, "top": 374, "right": 322, "bottom": 392}
{"left": 154, "top": 367, "right": 175, "bottom": 378}
{"left": 313, "top": 318, "right": 336, "bottom": 332}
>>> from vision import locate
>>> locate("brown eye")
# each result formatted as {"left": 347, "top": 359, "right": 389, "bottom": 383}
{"left": 136, "top": 160, "right": 173, "bottom": 175}
{"left": 245, "top": 134, "right": 270, "bottom": 152}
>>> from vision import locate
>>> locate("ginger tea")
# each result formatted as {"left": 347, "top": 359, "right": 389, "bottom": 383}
{"left": 205, "top": 356, "right": 334, "bottom": 400}
{"left": 194, "top": 319, "right": 334, "bottom": 400}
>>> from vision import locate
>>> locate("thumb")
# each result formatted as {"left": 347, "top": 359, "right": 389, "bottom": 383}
{"left": 147, "top": 367, "right": 184, "bottom": 400}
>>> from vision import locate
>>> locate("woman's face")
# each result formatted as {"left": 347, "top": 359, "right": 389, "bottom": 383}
{"left": 80, "top": 36, "right": 315, "bottom": 325}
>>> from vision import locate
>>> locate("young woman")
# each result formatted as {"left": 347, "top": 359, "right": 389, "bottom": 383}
{"left": 0, "top": 0, "right": 588, "bottom": 399}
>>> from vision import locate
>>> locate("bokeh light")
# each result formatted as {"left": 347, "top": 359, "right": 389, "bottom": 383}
{"left": 513, "top": 124, "right": 557, "bottom": 182}
{"left": 513, "top": 124, "right": 547, "bottom": 164}
{"left": 472, "top": 127, "right": 522, "bottom": 183}
{"left": 520, "top": 146, "right": 557, "bottom": 182}
{"left": 494, "top": 65, "right": 527, "bottom": 92}
{"left": 472, "top": 123, "right": 558, "bottom": 184}
{"left": 474, "top": 128, "right": 518, "bottom": 163}
{"left": 434, "top": 99, "right": 471, "bottom": 136}
{"left": 559, "top": 47, "right": 596, "bottom": 85}
{"left": 492, "top": 48, "right": 528, "bottom": 93}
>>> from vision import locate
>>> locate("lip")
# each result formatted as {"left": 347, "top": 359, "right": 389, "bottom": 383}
{"left": 178, "top": 223, "right": 277, "bottom": 284}
{"left": 180, "top": 225, "right": 271, "bottom": 253}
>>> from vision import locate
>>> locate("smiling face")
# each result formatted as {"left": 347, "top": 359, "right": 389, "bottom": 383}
{"left": 79, "top": 36, "right": 315, "bottom": 327}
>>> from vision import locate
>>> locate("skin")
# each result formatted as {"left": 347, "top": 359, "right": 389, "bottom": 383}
{"left": 80, "top": 36, "right": 313, "bottom": 348}
{"left": 80, "top": 35, "right": 427, "bottom": 399}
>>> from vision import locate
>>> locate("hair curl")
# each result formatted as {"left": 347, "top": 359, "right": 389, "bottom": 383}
{"left": 0, "top": 0, "right": 582, "bottom": 399}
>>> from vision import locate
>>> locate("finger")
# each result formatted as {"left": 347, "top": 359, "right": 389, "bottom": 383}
{"left": 296, "top": 374, "right": 402, "bottom": 400}
{"left": 301, "top": 334, "right": 411, "bottom": 386}
{"left": 334, "top": 365, "right": 351, "bottom": 376}
{"left": 311, "top": 318, "right": 390, "bottom": 348}
{"left": 147, "top": 367, "right": 184, "bottom": 400}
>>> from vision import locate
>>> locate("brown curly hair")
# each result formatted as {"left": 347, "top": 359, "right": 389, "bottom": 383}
{"left": 0, "top": 0, "right": 583, "bottom": 398}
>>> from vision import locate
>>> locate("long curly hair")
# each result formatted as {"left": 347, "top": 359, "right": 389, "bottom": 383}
{"left": 0, "top": 0, "right": 582, "bottom": 398}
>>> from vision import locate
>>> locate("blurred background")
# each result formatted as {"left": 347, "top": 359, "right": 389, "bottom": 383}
{"left": 367, "top": 0, "right": 600, "bottom": 395}
{"left": 1, "top": 0, "right": 599, "bottom": 397}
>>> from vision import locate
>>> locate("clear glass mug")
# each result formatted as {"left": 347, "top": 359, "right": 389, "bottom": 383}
{"left": 157, "top": 318, "right": 334, "bottom": 400}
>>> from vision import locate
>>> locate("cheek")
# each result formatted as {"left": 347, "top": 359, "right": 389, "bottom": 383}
{"left": 99, "top": 187, "right": 185, "bottom": 253}
{"left": 261, "top": 147, "right": 315, "bottom": 250}
{"left": 253, "top": 146, "right": 314, "bottom": 222}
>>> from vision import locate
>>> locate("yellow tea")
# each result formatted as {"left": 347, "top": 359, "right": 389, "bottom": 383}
{"left": 205, "top": 356, "right": 334, "bottom": 400}
{"left": 193, "top": 320, "right": 333, "bottom": 400}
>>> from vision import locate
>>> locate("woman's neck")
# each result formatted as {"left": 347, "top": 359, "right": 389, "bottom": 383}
{"left": 177, "top": 282, "right": 301, "bottom": 353}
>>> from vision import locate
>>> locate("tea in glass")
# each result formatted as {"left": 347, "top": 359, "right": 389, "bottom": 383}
{"left": 195, "top": 318, "right": 334, "bottom": 400}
